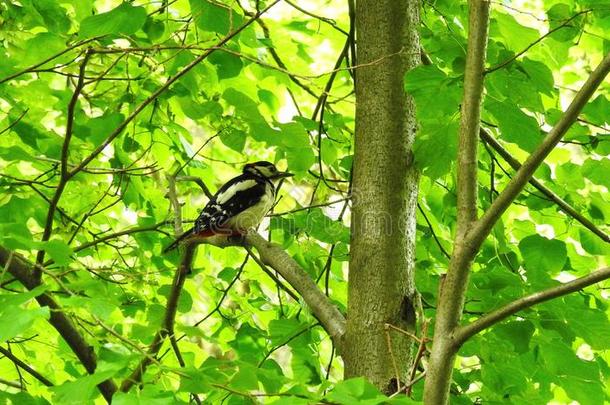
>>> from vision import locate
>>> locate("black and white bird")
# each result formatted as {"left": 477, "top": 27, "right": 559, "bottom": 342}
{"left": 164, "top": 161, "right": 293, "bottom": 252}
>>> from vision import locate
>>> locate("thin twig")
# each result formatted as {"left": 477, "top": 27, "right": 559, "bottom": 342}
{"left": 70, "top": 3, "right": 279, "bottom": 177}
{"left": 0, "top": 109, "right": 29, "bottom": 136}
{"left": 0, "top": 346, "right": 54, "bottom": 386}
{"left": 486, "top": 10, "right": 591, "bottom": 74}
{"left": 406, "top": 320, "right": 428, "bottom": 396}
{"left": 268, "top": 197, "right": 350, "bottom": 217}
{"left": 177, "top": 176, "right": 214, "bottom": 200}
{"left": 119, "top": 245, "right": 195, "bottom": 392}
{"left": 417, "top": 203, "right": 451, "bottom": 259}
{"left": 479, "top": 128, "right": 609, "bottom": 243}
{"left": 0, "top": 38, "right": 98, "bottom": 84}
{"left": 34, "top": 49, "right": 93, "bottom": 276}
{"left": 384, "top": 324, "right": 402, "bottom": 393}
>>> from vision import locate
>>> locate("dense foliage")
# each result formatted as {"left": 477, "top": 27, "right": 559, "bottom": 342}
{"left": 0, "top": 0, "right": 608, "bottom": 404}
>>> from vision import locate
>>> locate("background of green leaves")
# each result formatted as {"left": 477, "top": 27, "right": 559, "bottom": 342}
{"left": 0, "top": 0, "right": 609, "bottom": 403}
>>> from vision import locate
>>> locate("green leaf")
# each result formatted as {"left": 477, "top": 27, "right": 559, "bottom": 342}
{"left": 143, "top": 17, "right": 165, "bottom": 41}
{"left": 22, "top": 33, "right": 65, "bottom": 66}
{"left": 519, "top": 235, "right": 567, "bottom": 276}
{"left": 190, "top": 0, "right": 243, "bottom": 35}
{"left": 278, "top": 122, "right": 311, "bottom": 148}
{"left": 582, "top": 158, "right": 610, "bottom": 188}
{"left": 52, "top": 367, "right": 120, "bottom": 404}
{"left": 78, "top": 112, "right": 125, "bottom": 144}
{"left": 404, "top": 65, "right": 447, "bottom": 94}
{"left": 579, "top": 229, "right": 610, "bottom": 256}
{"left": 485, "top": 100, "right": 541, "bottom": 152}
{"left": 208, "top": 50, "right": 244, "bottom": 79}
{"left": 325, "top": 377, "right": 388, "bottom": 404}
{"left": 413, "top": 119, "right": 458, "bottom": 180}
{"left": 42, "top": 239, "right": 73, "bottom": 266}
{"left": 220, "top": 128, "right": 247, "bottom": 152}
{"left": 31, "top": 0, "right": 71, "bottom": 33}
{"left": 0, "top": 288, "right": 50, "bottom": 342}
{"left": 493, "top": 320, "right": 535, "bottom": 353}
{"left": 79, "top": 3, "right": 147, "bottom": 38}
{"left": 113, "top": 390, "right": 177, "bottom": 405}
{"left": 519, "top": 58, "right": 554, "bottom": 96}
{"left": 582, "top": 95, "right": 610, "bottom": 124}
{"left": 547, "top": 4, "right": 583, "bottom": 42}
{"left": 158, "top": 285, "right": 193, "bottom": 313}
{"left": 492, "top": 12, "right": 540, "bottom": 52}
{"left": 0, "top": 146, "right": 35, "bottom": 162}
{"left": 0, "top": 392, "right": 51, "bottom": 405}
{"left": 285, "top": 147, "right": 316, "bottom": 173}
{"left": 540, "top": 338, "right": 600, "bottom": 381}
{"left": 223, "top": 88, "right": 276, "bottom": 141}
{"left": 178, "top": 98, "right": 222, "bottom": 120}
{"left": 268, "top": 318, "right": 303, "bottom": 345}
{"left": 559, "top": 376, "right": 605, "bottom": 405}
{"left": 230, "top": 363, "right": 259, "bottom": 391}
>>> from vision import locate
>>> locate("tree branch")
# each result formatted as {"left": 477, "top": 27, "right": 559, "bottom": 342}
{"left": 454, "top": 267, "right": 610, "bottom": 346}
{"left": 0, "top": 246, "right": 117, "bottom": 402}
{"left": 34, "top": 50, "right": 93, "bottom": 276}
{"left": 0, "top": 108, "right": 29, "bottom": 136}
{"left": 424, "top": 2, "right": 491, "bottom": 403}
{"left": 176, "top": 176, "right": 214, "bottom": 200}
{"left": 485, "top": 10, "right": 590, "bottom": 74}
{"left": 70, "top": 1, "right": 280, "bottom": 177}
{"left": 479, "top": 128, "right": 610, "bottom": 243}
{"left": 244, "top": 233, "right": 347, "bottom": 345}
{"left": 0, "top": 38, "right": 98, "bottom": 84}
{"left": 0, "top": 345, "right": 54, "bottom": 387}
{"left": 120, "top": 245, "right": 195, "bottom": 392}
{"left": 468, "top": 51, "right": 610, "bottom": 253}
{"left": 194, "top": 232, "right": 347, "bottom": 347}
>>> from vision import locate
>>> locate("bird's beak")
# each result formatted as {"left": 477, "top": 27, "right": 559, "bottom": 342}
{"left": 274, "top": 171, "right": 294, "bottom": 179}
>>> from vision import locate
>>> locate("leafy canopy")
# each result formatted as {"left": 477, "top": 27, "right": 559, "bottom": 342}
{"left": 0, "top": 0, "right": 609, "bottom": 404}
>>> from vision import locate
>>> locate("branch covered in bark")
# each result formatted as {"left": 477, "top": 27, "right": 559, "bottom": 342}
{"left": 194, "top": 232, "right": 347, "bottom": 347}
{"left": 0, "top": 346, "right": 54, "bottom": 387}
{"left": 469, "top": 51, "right": 610, "bottom": 252}
{"left": 0, "top": 246, "right": 117, "bottom": 402}
{"left": 245, "top": 233, "right": 347, "bottom": 344}
{"left": 455, "top": 267, "right": 610, "bottom": 346}
{"left": 479, "top": 128, "right": 610, "bottom": 243}
{"left": 120, "top": 245, "right": 195, "bottom": 392}
{"left": 424, "top": 2, "right": 491, "bottom": 403}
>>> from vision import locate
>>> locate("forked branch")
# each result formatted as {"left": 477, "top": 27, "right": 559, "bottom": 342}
{"left": 469, "top": 52, "right": 610, "bottom": 252}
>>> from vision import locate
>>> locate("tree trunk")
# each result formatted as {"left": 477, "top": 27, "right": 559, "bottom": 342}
{"left": 344, "top": 0, "right": 421, "bottom": 393}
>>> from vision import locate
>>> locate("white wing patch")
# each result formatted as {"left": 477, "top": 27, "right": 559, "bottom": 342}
{"left": 216, "top": 180, "right": 258, "bottom": 204}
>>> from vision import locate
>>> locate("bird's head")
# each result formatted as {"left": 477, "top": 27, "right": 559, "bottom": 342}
{"left": 243, "top": 161, "right": 293, "bottom": 180}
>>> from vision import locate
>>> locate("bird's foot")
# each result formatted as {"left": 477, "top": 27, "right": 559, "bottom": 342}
{"left": 228, "top": 229, "right": 248, "bottom": 245}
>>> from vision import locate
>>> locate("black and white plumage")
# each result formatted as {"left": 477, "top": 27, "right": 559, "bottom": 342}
{"left": 164, "top": 161, "right": 292, "bottom": 252}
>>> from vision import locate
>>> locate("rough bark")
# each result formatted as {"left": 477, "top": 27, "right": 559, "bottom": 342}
{"left": 0, "top": 246, "right": 117, "bottom": 402}
{"left": 344, "top": 0, "right": 421, "bottom": 393}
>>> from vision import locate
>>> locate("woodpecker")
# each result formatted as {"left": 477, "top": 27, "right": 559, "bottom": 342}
{"left": 164, "top": 161, "right": 293, "bottom": 252}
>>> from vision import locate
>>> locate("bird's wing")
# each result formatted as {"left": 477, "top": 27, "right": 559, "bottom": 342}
{"left": 194, "top": 174, "right": 269, "bottom": 234}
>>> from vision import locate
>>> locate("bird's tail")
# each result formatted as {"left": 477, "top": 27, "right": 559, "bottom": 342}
{"left": 163, "top": 227, "right": 221, "bottom": 253}
{"left": 162, "top": 228, "right": 194, "bottom": 253}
